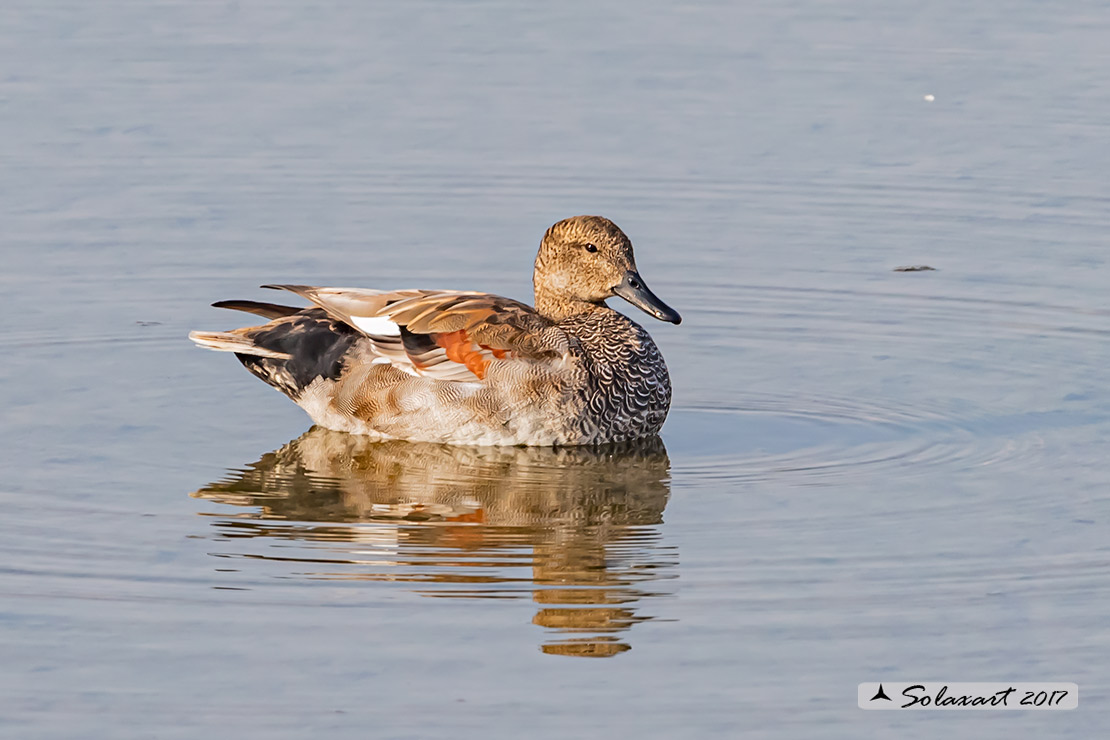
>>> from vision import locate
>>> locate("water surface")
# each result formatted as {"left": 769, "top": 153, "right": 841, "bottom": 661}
{"left": 2, "top": 1, "right": 1108, "bottom": 738}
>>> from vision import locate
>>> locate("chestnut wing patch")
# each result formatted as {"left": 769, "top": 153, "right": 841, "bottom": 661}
{"left": 386, "top": 294, "right": 571, "bottom": 381}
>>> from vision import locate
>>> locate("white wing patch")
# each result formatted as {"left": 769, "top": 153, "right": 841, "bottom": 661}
{"left": 350, "top": 315, "right": 401, "bottom": 337}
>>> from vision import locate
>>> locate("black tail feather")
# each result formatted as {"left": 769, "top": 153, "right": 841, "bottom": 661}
{"left": 235, "top": 308, "right": 363, "bottom": 399}
{"left": 213, "top": 300, "right": 304, "bottom": 320}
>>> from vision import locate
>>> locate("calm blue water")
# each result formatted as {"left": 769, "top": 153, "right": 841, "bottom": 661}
{"left": 2, "top": 1, "right": 1108, "bottom": 737}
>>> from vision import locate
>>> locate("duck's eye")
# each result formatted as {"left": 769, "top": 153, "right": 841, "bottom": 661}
{"left": 584, "top": 243, "right": 598, "bottom": 253}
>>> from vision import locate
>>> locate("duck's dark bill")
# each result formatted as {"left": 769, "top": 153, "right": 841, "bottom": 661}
{"left": 614, "top": 271, "right": 682, "bottom": 324}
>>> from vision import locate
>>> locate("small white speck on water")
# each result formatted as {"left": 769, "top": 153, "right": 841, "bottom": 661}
{"left": 923, "top": 94, "right": 936, "bottom": 102}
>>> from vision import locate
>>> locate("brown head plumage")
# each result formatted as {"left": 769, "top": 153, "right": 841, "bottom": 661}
{"left": 533, "top": 216, "right": 680, "bottom": 324}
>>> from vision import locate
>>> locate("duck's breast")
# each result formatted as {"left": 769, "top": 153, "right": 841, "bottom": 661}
{"left": 558, "top": 310, "right": 672, "bottom": 442}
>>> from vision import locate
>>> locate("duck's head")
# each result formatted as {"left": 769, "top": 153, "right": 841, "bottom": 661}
{"left": 533, "top": 215, "right": 681, "bottom": 324}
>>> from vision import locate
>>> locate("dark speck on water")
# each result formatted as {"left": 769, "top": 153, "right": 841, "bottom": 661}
{"left": 2, "top": 1, "right": 1108, "bottom": 738}
{"left": 892, "top": 265, "right": 937, "bottom": 272}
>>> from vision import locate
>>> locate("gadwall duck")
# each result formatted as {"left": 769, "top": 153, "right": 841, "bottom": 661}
{"left": 189, "top": 216, "right": 680, "bottom": 445}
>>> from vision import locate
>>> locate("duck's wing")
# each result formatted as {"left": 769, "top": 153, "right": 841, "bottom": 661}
{"left": 262, "top": 285, "right": 573, "bottom": 382}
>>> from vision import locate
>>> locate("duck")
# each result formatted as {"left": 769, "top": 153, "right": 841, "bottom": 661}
{"left": 189, "top": 215, "right": 681, "bottom": 446}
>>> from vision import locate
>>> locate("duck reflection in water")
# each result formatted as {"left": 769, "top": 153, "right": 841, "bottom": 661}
{"left": 192, "top": 428, "right": 675, "bottom": 657}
